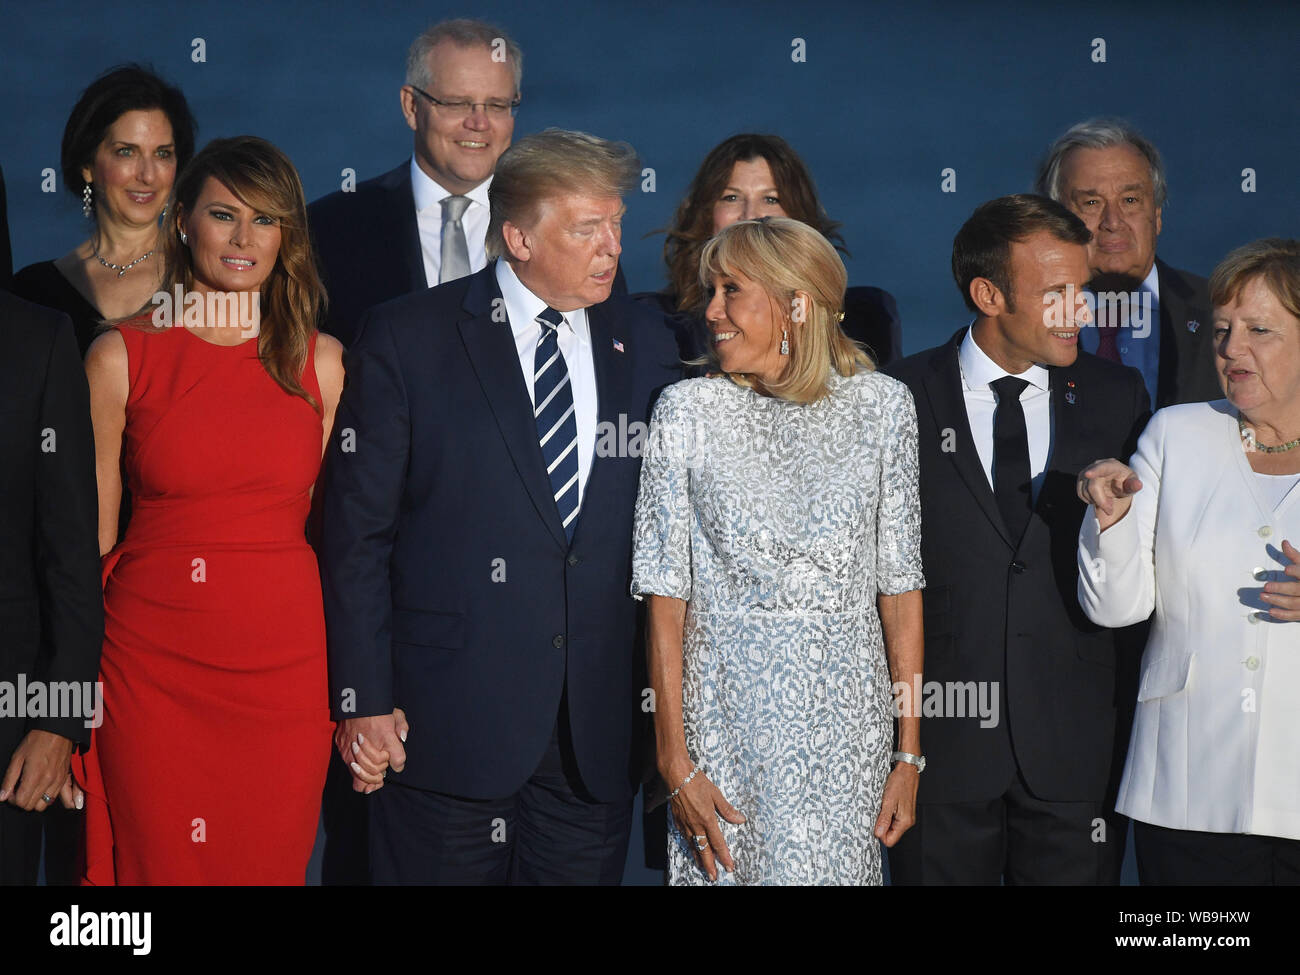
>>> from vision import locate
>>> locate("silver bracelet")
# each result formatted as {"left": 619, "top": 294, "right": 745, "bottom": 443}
{"left": 669, "top": 764, "right": 704, "bottom": 799}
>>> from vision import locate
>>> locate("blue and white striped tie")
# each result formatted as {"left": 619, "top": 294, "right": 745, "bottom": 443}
{"left": 534, "top": 307, "right": 580, "bottom": 542}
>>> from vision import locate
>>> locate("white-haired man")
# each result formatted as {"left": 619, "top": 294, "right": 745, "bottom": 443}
{"left": 1036, "top": 118, "right": 1219, "bottom": 409}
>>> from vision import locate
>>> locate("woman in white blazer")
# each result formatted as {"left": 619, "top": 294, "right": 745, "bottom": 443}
{"left": 1077, "top": 238, "right": 1300, "bottom": 885}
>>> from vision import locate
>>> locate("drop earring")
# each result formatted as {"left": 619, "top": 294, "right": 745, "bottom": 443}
{"left": 780, "top": 327, "right": 790, "bottom": 356}
{"left": 82, "top": 183, "right": 93, "bottom": 219}
{"left": 179, "top": 230, "right": 188, "bottom": 245}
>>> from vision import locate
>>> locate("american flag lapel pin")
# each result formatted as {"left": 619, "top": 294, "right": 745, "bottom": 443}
{"left": 1065, "top": 379, "right": 1077, "bottom": 405}
{"left": 612, "top": 338, "right": 625, "bottom": 353}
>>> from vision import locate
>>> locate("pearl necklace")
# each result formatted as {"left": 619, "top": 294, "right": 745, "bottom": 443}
{"left": 1239, "top": 414, "right": 1300, "bottom": 453}
{"left": 93, "top": 242, "right": 155, "bottom": 278}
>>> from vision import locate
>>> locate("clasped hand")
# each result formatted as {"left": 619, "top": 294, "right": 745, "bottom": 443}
{"left": 334, "top": 708, "right": 409, "bottom": 793}
{"left": 0, "top": 730, "right": 83, "bottom": 811}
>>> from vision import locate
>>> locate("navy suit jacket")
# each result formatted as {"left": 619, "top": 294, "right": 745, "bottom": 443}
{"left": 309, "top": 161, "right": 628, "bottom": 347}
{"left": 319, "top": 263, "right": 680, "bottom": 802}
{"left": 1153, "top": 257, "right": 1219, "bottom": 408}
{"left": 0, "top": 292, "right": 102, "bottom": 758}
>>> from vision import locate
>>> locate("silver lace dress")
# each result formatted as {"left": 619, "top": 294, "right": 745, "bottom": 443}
{"left": 631, "top": 370, "right": 924, "bottom": 885}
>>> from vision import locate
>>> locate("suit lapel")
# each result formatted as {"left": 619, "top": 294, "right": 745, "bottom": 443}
{"left": 1155, "top": 258, "right": 1199, "bottom": 409}
{"left": 388, "top": 163, "right": 427, "bottom": 294}
{"left": 921, "top": 330, "right": 1014, "bottom": 549}
{"left": 579, "top": 300, "right": 630, "bottom": 513}
{"left": 1046, "top": 361, "right": 1082, "bottom": 473}
{"left": 456, "top": 267, "right": 568, "bottom": 548}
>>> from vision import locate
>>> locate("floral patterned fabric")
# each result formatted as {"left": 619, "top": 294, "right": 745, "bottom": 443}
{"left": 632, "top": 370, "right": 925, "bottom": 885}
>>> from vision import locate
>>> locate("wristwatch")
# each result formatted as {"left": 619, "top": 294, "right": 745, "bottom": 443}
{"left": 891, "top": 750, "right": 926, "bottom": 773}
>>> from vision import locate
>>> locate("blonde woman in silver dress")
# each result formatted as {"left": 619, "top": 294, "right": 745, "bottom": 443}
{"left": 631, "top": 217, "right": 924, "bottom": 885}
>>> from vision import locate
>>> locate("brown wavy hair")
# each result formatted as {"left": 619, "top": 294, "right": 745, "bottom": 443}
{"left": 664, "top": 134, "right": 846, "bottom": 315}
{"left": 155, "top": 135, "right": 325, "bottom": 410}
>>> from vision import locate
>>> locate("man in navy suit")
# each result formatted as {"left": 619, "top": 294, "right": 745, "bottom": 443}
{"left": 319, "top": 129, "right": 680, "bottom": 883}
{"left": 1035, "top": 118, "right": 1219, "bottom": 409}
{"left": 309, "top": 19, "right": 523, "bottom": 347}
{"left": 309, "top": 18, "right": 524, "bottom": 882}
{"left": 0, "top": 292, "right": 103, "bottom": 883}
{"left": 309, "top": 18, "right": 627, "bottom": 351}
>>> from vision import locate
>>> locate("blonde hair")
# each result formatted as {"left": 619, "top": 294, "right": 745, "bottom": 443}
{"left": 486, "top": 128, "right": 639, "bottom": 258}
{"left": 698, "top": 217, "right": 872, "bottom": 403}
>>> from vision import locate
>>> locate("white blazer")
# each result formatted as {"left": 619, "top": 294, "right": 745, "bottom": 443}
{"left": 1078, "top": 400, "right": 1300, "bottom": 841}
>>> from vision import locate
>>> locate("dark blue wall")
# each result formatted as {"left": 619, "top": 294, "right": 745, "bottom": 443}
{"left": 5, "top": 0, "right": 1296, "bottom": 354}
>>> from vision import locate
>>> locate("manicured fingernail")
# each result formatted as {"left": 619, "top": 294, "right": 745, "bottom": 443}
{"left": 400, "top": 730, "right": 407, "bottom": 742}
{"left": 351, "top": 741, "right": 360, "bottom": 754}
{"left": 357, "top": 734, "right": 365, "bottom": 744}
{"left": 75, "top": 794, "right": 84, "bottom": 810}
{"left": 351, "top": 762, "right": 363, "bottom": 774}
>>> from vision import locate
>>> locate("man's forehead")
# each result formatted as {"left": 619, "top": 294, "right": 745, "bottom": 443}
{"left": 1013, "top": 234, "right": 1088, "bottom": 272}
{"left": 1061, "top": 144, "right": 1153, "bottom": 187}
{"left": 542, "top": 195, "right": 625, "bottom": 220}
{"left": 426, "top": 42, "right": 515, "bottom": 87}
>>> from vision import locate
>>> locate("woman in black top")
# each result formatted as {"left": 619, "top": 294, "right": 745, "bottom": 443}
{"left": 641, "top": 134, "right": 901, "bottom": 374}
{"left": 12, "top": 65, "right": 195, "bottom": 355}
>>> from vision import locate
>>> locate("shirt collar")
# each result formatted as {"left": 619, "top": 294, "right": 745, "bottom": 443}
{"left": 1140, "top": 260, "right": 1160, "bottom": 301}
{"left": 959, "top": 323, "right": 1050, "bottom": 392}
{"left": 494, "top": 258, "right": 590, "bottom": 347}
{"left": 409, "top": 155, "right": 493, "bottom": 214}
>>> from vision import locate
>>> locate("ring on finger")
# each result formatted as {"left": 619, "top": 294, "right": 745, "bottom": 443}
{"left": 41, "top": 793, "right": 53, "bottom": 803}
{"left": 693, "top": 834, "right": 708, "bottom": 851}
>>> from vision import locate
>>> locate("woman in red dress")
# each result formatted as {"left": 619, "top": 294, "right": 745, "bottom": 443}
{"left": 77, "top": 136, "right": 344, "bottom": 884}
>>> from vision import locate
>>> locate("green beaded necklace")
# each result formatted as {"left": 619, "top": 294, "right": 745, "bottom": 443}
{"left": 1239, "top": 414, "right": 1300, "bottom": 453}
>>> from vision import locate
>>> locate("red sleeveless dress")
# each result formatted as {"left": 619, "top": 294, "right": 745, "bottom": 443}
{"left": 74, "top": 323, "right": 332, "bottom": 885}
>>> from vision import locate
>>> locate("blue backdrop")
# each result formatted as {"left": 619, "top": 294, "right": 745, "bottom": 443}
{"left": 5, "top": 0, "right": 1296, "bottom": 354}
{"left": 4, "top": 0, "right": 1295, "bottom": 885}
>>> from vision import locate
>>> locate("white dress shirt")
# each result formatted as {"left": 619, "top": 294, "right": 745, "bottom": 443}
{"left": 410, "top": 156, "right": 491, "bottom": 287}
{"left": 958, "top": 325, "right": 1053, "bottom": 501}
{"left": 495, "top": 259, "right": 598, "bottom": 506}
{"left": 1079, "top": 401, "right": 1300, "bottom": 840}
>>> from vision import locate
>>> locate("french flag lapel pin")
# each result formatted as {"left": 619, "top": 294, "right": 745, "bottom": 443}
{"left": 613, "top": 338, "right": 625, "bottom": 353}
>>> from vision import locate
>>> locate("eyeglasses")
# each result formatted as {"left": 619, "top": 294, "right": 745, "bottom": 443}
{"left": 408, "top": 85, "right": 519, "bottom": 119}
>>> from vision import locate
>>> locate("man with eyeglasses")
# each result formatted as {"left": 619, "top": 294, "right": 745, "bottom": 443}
{"left": 310, "top": 19, "right": 523, "bottom": 347}
{"left": 309, "top": 19, "right": 523, "bottom": 882}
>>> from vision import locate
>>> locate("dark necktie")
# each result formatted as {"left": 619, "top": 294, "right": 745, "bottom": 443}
{"left": 990, "top": 375, "right": 1032, "bottom": 543}
{"left": 533, "top": 307, "right": 580, "bottom": 542}
{"left": 1094, "top": 292, "right": 1123, "bottom": 363}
